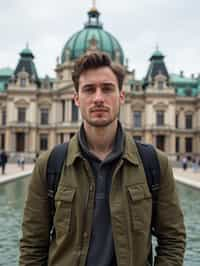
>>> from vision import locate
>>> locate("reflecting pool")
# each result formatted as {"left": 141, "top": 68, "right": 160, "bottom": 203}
{"left": 0, "top": 177, "right": 199, "bottom": 265}
{"left": 0, "top": 177, "right": 30, "bottom": 266}
{"left": 177, "top": 184, "right": 200, "bottom": 266}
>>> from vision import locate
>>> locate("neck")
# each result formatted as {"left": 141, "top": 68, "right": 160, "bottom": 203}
{"left": 83, "top": 120, "right": 118, "bottom": 159}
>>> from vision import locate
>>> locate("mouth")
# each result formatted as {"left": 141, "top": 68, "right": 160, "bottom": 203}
{"left": 90, "top": 108, "right": 108, "bottom": 113}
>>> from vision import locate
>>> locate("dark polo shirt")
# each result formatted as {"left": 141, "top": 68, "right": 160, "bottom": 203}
{"left": 78, "top": 122, "right": 124, "bottom": 266}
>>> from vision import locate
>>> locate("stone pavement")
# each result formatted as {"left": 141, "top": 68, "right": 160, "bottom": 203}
{"left": 0, "top": 163, "right": 200, "bottom": 189}
{"left": 0, "top": 163, "right": 34, "bottom": 185}
{"left": 173, "top": 167, "right": 200, "bottom": 189}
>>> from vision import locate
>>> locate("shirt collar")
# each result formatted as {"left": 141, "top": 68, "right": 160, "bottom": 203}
{"left": 66, "top": 124, "right": 140, "bottom": 167}
{"left": 78, "top": 121, "right": 124, "bottom": 162}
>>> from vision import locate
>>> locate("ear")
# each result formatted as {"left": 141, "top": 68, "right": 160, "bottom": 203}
{"left": 73, "top": 91, "right": 80, "bottom": 107}
{"left": 119, "top": 89, "right": 125, "bottom": 104}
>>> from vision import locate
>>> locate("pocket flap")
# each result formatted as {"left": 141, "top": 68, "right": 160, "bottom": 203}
{"left": 55, "top": 188, "right": 76, "bottom": 202}
{"left": 128, "top": 184, "right": 151, "bottom": 201}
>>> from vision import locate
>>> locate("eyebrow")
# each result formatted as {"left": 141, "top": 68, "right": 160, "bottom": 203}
{"left": 81, "top": 81, "right": 116, "bottom": 87}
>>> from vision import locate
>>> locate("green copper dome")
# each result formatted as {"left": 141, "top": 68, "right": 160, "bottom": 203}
{"left": 61, "top": 8, "right": 124, "bottom": 65}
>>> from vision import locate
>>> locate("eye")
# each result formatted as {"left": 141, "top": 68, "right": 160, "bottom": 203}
{"left": 82, "top": 86, "right": 95, "bottom": 94}
{"left": 102, "top": 84, "right": 115, "bottom": 93}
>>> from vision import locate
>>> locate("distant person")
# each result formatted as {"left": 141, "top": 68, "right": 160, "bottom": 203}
{"left": 0, "top": 150, "right": 8, "bottom": 174}
{"left": 198, "top": 158, "right": 200, "bottom": 171}
{"left": 182, "top": 156, "right": 188, "bottom": 171}
{"left": 192, "top": 157, "right": 198, "bottom": 172}
{"left": 19, "top": 154, "right": 25, "bottom": 170}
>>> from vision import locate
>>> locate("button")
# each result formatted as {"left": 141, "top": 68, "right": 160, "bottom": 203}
{"left": 83, "top": 232, "right": 88, "bottom": 238}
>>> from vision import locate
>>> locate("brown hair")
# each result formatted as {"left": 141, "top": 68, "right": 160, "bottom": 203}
{"left": 72, "top": 51, "right": 125, "bottom": 92}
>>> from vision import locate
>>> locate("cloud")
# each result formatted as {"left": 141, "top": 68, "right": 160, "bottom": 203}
{"left": 1, "top": 0, "right": 200, "bottom": 79}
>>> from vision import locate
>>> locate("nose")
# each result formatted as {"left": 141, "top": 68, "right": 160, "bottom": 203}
{"left": 93, "top": 88, "right": 104, "bottom": 104}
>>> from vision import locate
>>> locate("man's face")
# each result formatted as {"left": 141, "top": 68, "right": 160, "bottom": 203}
{"left": 74, "top": 67, "right": 125, "bottom": 128}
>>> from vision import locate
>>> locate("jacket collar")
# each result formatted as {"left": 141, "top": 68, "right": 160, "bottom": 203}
{"left": 66, "top": 130, "right": 140, "bottom": 167}
{"left": 122, "top": 132, "right": 139, "bottom": 166}
{"left": 66, "top": 134, "right": 82, "bottom": 167}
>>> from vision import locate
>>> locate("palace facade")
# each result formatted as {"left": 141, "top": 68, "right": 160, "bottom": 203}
{"left": 0, "top": 6, "right": 200, "bottom": 161}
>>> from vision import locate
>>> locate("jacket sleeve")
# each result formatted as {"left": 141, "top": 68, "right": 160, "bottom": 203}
{"left": 19, "top": 151, "right": 51, "bottom": 266}
{"left": 154, "top": 150, "right": 186, "bottom": 266}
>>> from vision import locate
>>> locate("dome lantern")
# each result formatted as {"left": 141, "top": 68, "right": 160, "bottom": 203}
{"left": 85, "top": 0, "right": 102, "bottom": 28}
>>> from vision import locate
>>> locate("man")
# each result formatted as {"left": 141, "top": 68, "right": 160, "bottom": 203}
{"left": 20, "top": 52, "right": 186, "bottom": 265}
{"left": 0, "top": 150, "right": 8, "bottom": 174}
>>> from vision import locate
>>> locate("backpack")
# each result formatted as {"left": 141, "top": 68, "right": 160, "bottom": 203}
{"left": 47, "top": 140, "right": 160, "bottom": 264}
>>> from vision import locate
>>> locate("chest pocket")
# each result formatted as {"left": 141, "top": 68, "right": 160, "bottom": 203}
{"left": 54, "top": 188, "right": 76, "bottom": 238}
{"left": 128, "top": 184, "right": 152, "bottom": 231}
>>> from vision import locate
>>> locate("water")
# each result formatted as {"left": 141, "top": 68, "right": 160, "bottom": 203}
{"left": 0, "top": 178, "right": 30, "bottom": 266}
{"left": 0, "top": 178, "right": 199, "bottom": 265}
{"left": 177, "top": 184, "right": 200, "bottom": 265}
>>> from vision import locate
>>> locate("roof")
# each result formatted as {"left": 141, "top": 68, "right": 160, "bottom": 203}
{"left": 150, "top": 49, "right": 164, "bottom": 59}
{"left": 169, "top": 74, "right": 199, "bottom": 96}
{"left": 14, "top": 46, "right": 39, "bottom": 83}
{"left": 0, "top": 68, "right": 13, "bottom": 92}
{"left": 144, "top": 48, "right": 169, "bottom": 87}
{"left": 20, "top": 46, "right": 34, "bottom": 58}
{"left": 40, "top": 76, "right": 55, "bottom": 82}
{"left": 0, "top": 67, "right": 13, "bottom": 77}
{"left": 170, "top": 73, "right": 197, "bottom": 85}
{"left": 0, "top": 81, "right": 5, "bottom": 92}
{"left": 61, "top": 8, "right": 124, "bottom": 64}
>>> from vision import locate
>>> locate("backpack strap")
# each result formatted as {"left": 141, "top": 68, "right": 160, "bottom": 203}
{"left": 47, "top": 142, "right": 69, "bottom": 238}
{"left": 135, "top": 141, "right": 161, "bottom": 265}
{"left": 135, "top": 141, "right": 160, "bottom": 194}
{"left": 135, "top": 141, "right": 160, "bottom": 223}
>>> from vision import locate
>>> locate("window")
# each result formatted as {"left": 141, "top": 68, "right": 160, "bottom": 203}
{"left": 185, "top": 114, "right": 192, "bottom": 129}
{"left": 60, "top": 133, "right": 64, "bottom": 143}
{"left": 72, "top": 100, "right": 78, "bottom": 122}
{"left": 133, "top": 111, "right": 142, "bottom": 128}
{"left": 2, "top": 110, "right": 6, "bottom": 125}
{"left": 133, "top": 136, "right": 142, "bottom": 142}
{"left": 156, "top": 111, "right": 164, "bottom": 126}
{"left": 185, "top": 88, "right": 192, "bottom": 96}
{"left": 18, "top": 107, "right": 26, "bottom": 123}
{"left": 176, "top": 137, "right": 180, "bottom": 153}
{"left": 185, "top": 137, "right": 192, "bottom": 153}
{"left": 40, "top": 134, "right": 48, "bottom": 150}
{"left": 1, "top": 133, "right": 5, "bottom": 150}
{"left": 61, "top": 100, "right": 65, "bottom": 122}
{"left": 135, "top": 85, "right": 140, "bottom": 91}
{"left": 20, "top": 78, "right": 26, "bottom": 87}
{"left": 175, "top": 114, "right": 179, "bottom": 128}
{"left": 156, "top": 135, "right": 165, "bottom": 151}
{"left": 70, "top": 132, "right": 75, "bottom": 139}
{"left": 40, "top": 108, "right": 49, "bottom": 125}
{"left": 158, "top": 81, "right": 164, "bottom": 90}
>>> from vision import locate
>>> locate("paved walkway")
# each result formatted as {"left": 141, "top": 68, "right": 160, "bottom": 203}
{"left": 173, "top": 167, "right": 200, "bottom": 189}
{"left": 0, "top": 163, "right": 200, "bottom": 189}
{"left": 0, "top": 163, "right": 34, "bottom": 184}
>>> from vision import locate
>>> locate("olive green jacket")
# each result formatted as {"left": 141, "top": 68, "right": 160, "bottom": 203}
{"left": 19, "top": 133, "right": 186, "bottom": 266}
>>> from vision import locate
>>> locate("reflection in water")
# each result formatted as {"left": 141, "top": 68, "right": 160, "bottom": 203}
{"left": 177, "top": 183, "right": 200, "bottom": 266}
{"left": 0, "top": 177, "right": 30, "bottom": 265}
{"left": 0, "top": 178, "right": 199, "bottom": 265}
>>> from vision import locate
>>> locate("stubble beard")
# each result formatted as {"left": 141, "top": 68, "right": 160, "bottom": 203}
{"left": 83, "top": 109, "right": 120, "bottom": 128}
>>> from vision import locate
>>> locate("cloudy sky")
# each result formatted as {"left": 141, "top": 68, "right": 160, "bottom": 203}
{"left": 1, "top": 0, "right": 200, "bottom": 79}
